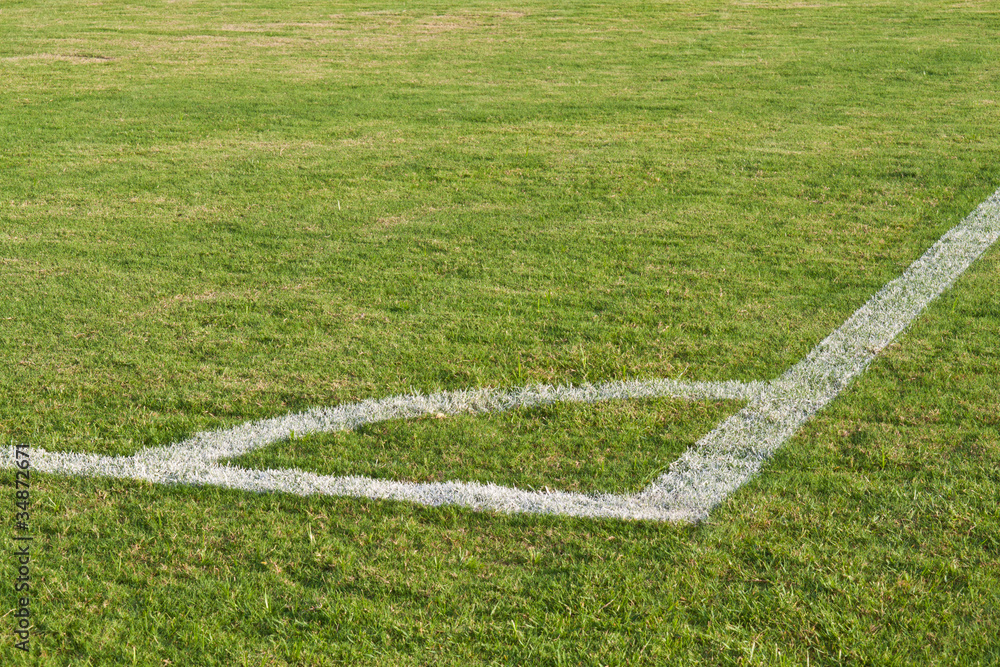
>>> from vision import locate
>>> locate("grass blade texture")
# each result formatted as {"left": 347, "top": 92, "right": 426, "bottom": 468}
{"left": 2, "top": 0, "right": 999, "bottom": 664}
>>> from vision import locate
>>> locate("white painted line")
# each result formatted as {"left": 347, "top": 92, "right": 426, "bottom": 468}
{"left": 4, "top": 187, "right": 999, "bottom": 522}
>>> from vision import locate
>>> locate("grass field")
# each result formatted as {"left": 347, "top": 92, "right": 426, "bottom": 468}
{"left": 3, "top": 0, "right": 1000, "bottom": 663}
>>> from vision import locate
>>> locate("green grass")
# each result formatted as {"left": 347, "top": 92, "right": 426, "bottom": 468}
{"left": 227, "top": 398, "right": 741, "bottom": 494}
{"left": 2, "top": 0, "right": 999, "bottom": 664}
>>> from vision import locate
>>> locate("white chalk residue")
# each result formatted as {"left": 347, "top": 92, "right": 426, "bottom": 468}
{"left": 5, "top": 188, "right": 999, "bottom": 522}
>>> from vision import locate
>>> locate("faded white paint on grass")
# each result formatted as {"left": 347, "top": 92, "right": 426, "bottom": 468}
{"left": 5, "top": 188, "right": 999, "bottom": 522}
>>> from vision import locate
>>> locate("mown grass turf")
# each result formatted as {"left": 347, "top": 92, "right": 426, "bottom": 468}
{"left": 2, "top": 0, "right": 999, "bottom": 664}
{"left": 227, "top": 398, "right": 742, "bottom": 494}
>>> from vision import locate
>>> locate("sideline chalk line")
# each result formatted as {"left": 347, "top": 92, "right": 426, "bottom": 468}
{"left": 4, "top": 187, "right": 999, "bottom": 522}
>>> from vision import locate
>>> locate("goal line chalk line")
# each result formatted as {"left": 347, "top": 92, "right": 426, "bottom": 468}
{"left": 4, "top": 187, "right": 999, "bottom": 522}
